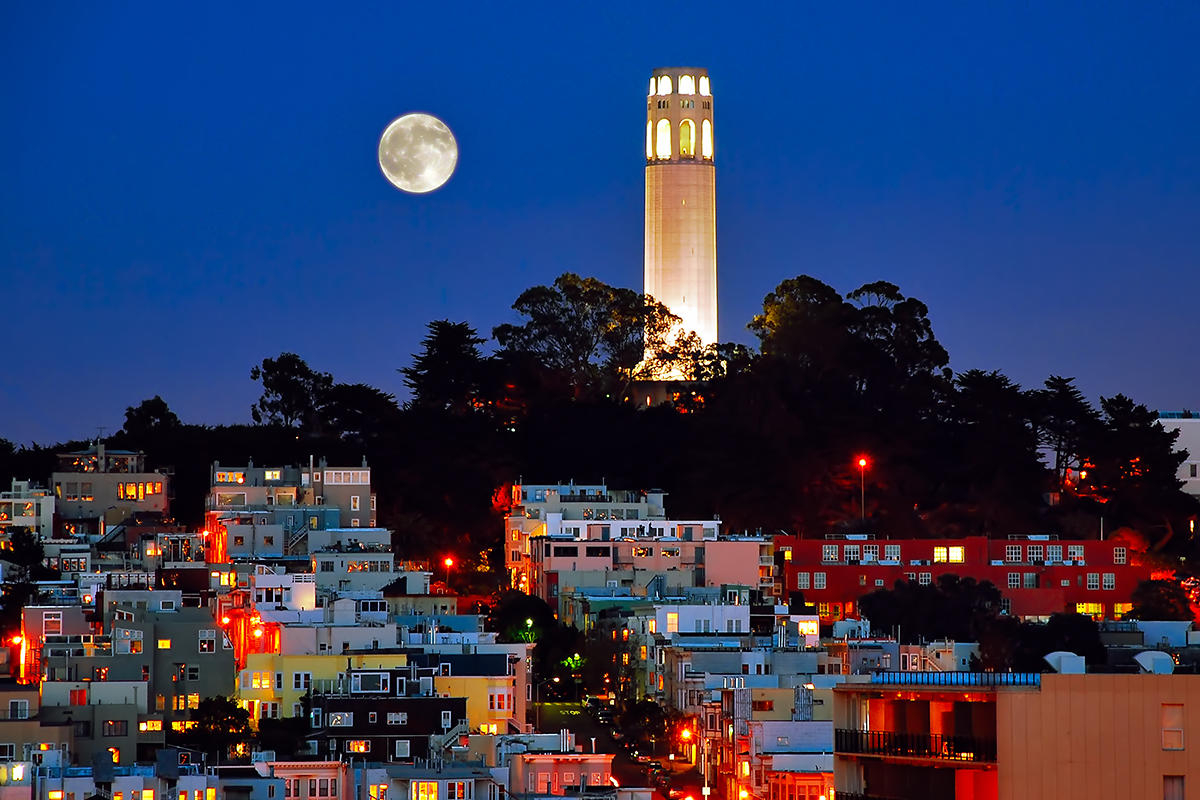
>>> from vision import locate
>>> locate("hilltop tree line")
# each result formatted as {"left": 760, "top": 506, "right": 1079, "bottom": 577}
{"left": 0, "top": 273, "right": 1195, "bottom": 582}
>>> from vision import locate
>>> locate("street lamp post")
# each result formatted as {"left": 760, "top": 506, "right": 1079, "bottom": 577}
{"left": 535, "top": 676, "right": 560, "bottom": 732}
{"left": 857, "top": 457, "right": 868, "bottom": 520}
{"left": 443, "top": 556, "right": 454, "bottom": 590}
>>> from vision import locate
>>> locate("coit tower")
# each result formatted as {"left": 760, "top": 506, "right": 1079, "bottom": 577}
{"left": 644, "top": 67, "right": 717, "bottom": 348}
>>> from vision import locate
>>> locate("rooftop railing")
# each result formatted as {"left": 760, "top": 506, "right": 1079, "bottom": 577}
{"left": 867, "top": 671, "right": 1040, "bottom": 687}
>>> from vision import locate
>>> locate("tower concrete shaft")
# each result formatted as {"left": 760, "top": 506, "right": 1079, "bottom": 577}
{"left": 644, "top": 67, "right": 717, "bottom": 348}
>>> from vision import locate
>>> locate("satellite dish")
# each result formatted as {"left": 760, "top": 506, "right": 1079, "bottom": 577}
{"left": 1134, "top": 651, "right": 1176, "bottom": 675}
{"left": 1044, "top": 651, "right": 1086, "bottom": 674}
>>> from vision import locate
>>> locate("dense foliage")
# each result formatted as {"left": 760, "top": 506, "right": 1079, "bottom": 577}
{"left": 0, "top": 273, "right": 1195, "bottom": 584}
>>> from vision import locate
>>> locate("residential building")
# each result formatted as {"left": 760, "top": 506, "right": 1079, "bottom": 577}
{"left": 777, "top": 534, "right": 1153, "bottom": 622}
{"left": 0, "top": 480, "right": 55, "bottom": 540}
{"left": 51, "top": 445, "right": 169, "bottom": 538}
{"left": 1158, "top": 413, "right": 1200, "bottom": 497}
{"left": 834, "top": 671, "right": 1200, "bottom": 800}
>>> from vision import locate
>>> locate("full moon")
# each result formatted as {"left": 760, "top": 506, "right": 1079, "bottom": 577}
{"left": 377, "top": 113, "right": 458, "bottom": 194}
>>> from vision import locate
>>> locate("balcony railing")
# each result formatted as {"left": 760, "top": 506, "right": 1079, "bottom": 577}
{"left": 868, "top": 671, "right": 1040, "bottom": 687}
{"left": 836, "top": 729, "right": 996, "bottom": 763}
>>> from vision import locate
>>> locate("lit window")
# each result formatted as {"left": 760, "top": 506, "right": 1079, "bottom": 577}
{"left": 657, "top": 75, "right": 673, "bottom": 95}
{"left": 933, "top": 547, "right": 948, "bottom": 563}
{"left": 645, "top": 121, "right": 652, "bottom": 159}
{"left": 157, "top": 639, "right": 171, "bottom": 650}
{"left": 655, "top": 119, "right": 671, "bottom": 159}
{"left": 822, "top": 544, "right": 838, "bottom": 562}
{"left": 948, "top": 546, "right": 964, "bottom": 563}
{"left": 679, "top": 119, "right": 695, "bottom": 157}
{"left": 666, "top": 612, "right": 679, "bottom": 633}
{"left": 264, "top": 470, "right": 281, "bottom": 481}
{"left": 347, "top": 740, "right": 370, "bottom": 753}
{"left": 649, "top": 77, "right": 656, "bottom": 95}
{"left": 701, "top": 119, "right": 713, "bottom": 159}
{"left": 698, "top": 76, "right": 710, "bottom": 96}
{"left": 1162, "top": 704, "right": 1184, "bottom": 750}
{"left": 648, "top": 620, "right": 656, "bottom": 634}
{"left": 678, "top": 75, "right": 695, "bottom": 95}
{"left": 412, "top": 782, "right": 438, "bottom": 800}
{"left": 1075, "top": 602, "right": 1103, "bottom": 618}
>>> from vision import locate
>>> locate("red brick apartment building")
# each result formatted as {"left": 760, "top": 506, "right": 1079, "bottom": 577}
{"left": 775, "top": 535, "right": 1153, "bottom": 623}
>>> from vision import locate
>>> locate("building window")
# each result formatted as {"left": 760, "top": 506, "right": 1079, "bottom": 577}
{"left": 43, "top": 611, "right": 63, "bottom": 636}
{"left": 1023, "top": 573, "right": 1037, "bottom": 589}
{"left": 328, "top": 712, "right": 354, "bottom": 727}
{"left": 1163, "top": 704, "right": 1185, "bottom": 750}
{"left": 918, "top": 572, "right": 931, "bottom": 585}
{"left": 1103, "top": 573, "right": 1115, "bottom": 590}
{"left": 395, "top": 739, "right": 411, "bottom": 758}
{"left": 884, "top": 544, "right": 900, "bottom": 561}
{"left": 347, "top": 740, "right": 370, "bottom": 753}
{"left": 1027, "top": 545, "right": 1044, "bottom": 562}
{"left": 666, "top": 612, "right": 679, "bottom": 633}
{"left": 293, "top": 672, "right": 312, "bottom": 690}
{"left": 1008, "top": 573, "right": 1020, "bottom": 589}
{"left": 843, "top": 544, "right": 860, "bottom": 561}
{"left": 1087, "top": 573, "right": 1100, "bottom": 590}
{"left": 412, "top": 782, "right": 437, "bottom": 800}
{"left": 948, "top": 546, "right": 964, "bottom": 563}
{"left": 933, "top": 546, "right": 948, "bottom": 563}
{"left": 7, "top": 700, "right": 28, "bottom": 719}
{"left": 1068, "top": 545, "right": 1085, "bottom": 561}
{"left": 102, "top": 720, "right": 128, "bottom": 737}
{"left": 701, "top": 119, "right": 713, "bottom": 159}
{"left": 863, "top": 544, "right": 879, "bottom": 561}
{"left": 1048, "top": 545, "right": 1063, "bottom": 562}
{"left": 821, "top": 544, "right": 838, "bottom": 562}
{"left": 351, "top": 496, "right": 360, "bottom": 511}
{"left": 198, "top": 629, "right": 216, "bottom": 653}
{"left": 1164, "top": 775, "right": 1185, "bottom": 800}
{"left": 1005, "top": 545, "right": 1022, "bottom": 563}
{"left": 1113, "top": 547, "right": 1127, "bottom": 565}
{"left": 814, "top": 572, "right": 826, "bottom": 590}
{"left": 796, "top": 573, "right": 809, "bottom": 590}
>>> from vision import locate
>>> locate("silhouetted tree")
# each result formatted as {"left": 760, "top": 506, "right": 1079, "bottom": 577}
{"left": 402, "top": 320, "right": 488, "bottom": 414}
{"left": 169, "top": 696, "right": 252, "bottom": 761}
{"left": 1125, "top": 579, "right": 1194, "bottom": 621}
{"left": 250, "top": 353, "right": 333, "bottom": 427}
{"left": 121, "top": 395, "right": 182, "bottom": 440}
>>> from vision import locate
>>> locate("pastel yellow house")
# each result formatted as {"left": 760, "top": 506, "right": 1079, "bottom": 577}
{"left": 237, "top": 652, "right": 409, "bottom": 726}
{"left": 434, "top": 674, "right": 522, "bottom": 734}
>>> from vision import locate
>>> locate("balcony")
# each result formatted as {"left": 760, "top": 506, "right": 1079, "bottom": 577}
{"left": 836, "top": 729, "right": 996, "bottom": 763}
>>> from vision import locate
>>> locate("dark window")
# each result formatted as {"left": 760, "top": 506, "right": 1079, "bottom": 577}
{"left": 585, "top": 546, "right": 610, "bottom": 558}
{"left": 102, "top": 720, "right": 127, "bottom": 737}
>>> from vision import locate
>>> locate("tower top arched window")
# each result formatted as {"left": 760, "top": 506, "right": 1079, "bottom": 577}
{"left": 655, "top": 118, "right": 672, "bottom": 159}
{"left": 678, "top": 75, "right": 695, "bottom": 95}
{"left": 698, "top": 76, "right": 711, "bottom": 96}
{"left": 646, "top": 121, "right": 653, "bottom": 159}
{"left": 649, "top": 77, "right": 656, "bottom": 95}
{"left": 701, "top": 119, "right": 713, "bottom": 159}
{"left": 679, "top": 119, "right": 695, "bottom": 158}
{"left": 657, "top": 75, "right": 673, "bottom": 96}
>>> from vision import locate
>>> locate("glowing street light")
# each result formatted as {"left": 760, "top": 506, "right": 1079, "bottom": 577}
{"left": 856, "top": 456, "right": 869, "bottom": 520}
{"left": 443, "top": 556, "right": 454, "bottom": 589}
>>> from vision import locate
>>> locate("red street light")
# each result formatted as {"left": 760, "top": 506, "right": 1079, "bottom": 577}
{"left": 443, "top": 557, "right": 454, "bottom": 589}
{"left": 856, "top": 456, "right": 869, "bottom": 520}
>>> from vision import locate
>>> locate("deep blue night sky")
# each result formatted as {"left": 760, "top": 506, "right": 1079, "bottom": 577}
{"left": 3, "top": 3, "right": 1198, "bottom": 443}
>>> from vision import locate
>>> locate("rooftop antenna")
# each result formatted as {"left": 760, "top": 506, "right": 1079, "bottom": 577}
{"left": 96, "top": 426, "right": 107, "bottom": 443}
